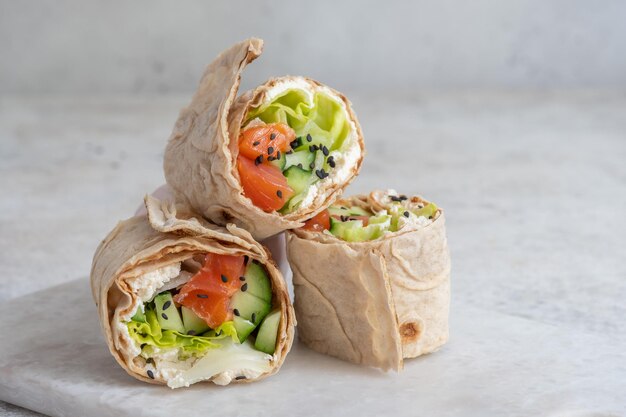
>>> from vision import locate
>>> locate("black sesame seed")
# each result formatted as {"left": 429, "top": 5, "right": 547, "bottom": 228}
{"left": 276, "top": 151, "right": 281, "bottom": 160}
{"left": 277, "top": 190, "right": 283, "bottom": 198}
{"left": 315, "top": 169, "right": 323, "bottom": 179}
{"left": 244, "top": 255, "right": 249, "bottom": 265}
{"left": 197, "top": 293, "right": 208, "bottom": 299}
{"left": 255, "top": 155, "right": 263, "bottom": 166}
{"left": 306, "top": 134, "right": 313, "bottom": 142}
{"left": 403, "top": 211, "right": 410, "bottom": 218}
{"left": 270, "top": 133, "right": 276, "bottom": 140}
{"left": 187, "top": 330, "right": 197, "bottom": 336}
{"left": 241, "top": 283, "right": 248, "bottom": 292}
{"left": 290, "top": 139, "right": 300, "bottom": 148}
{"left": 297, "top": 163, "right": 303, "bottom": 169}
{"left": 251, "top": 313, "right": 256, "bottom": 323}
{"left": 235, "top": 375, "right": 247, "bottom": 380}
{"left": 239, "top": 276, "right": 246, "bottom": 281}
{"left": 252, "top": 141, "right": 260, "bottom": 146}
{"left": 309, "top": 145, "right": 316, "bottom": 153}
{"left": 267, "top": 146, "right": 274, "bottom": 155}
{"left": 162, "top": 301, "right": 171, "bottom": 310}
{"left": 341, "top": 206, "right": 348, "bottom": 209}
{"left": 428, "top": 216, "right": 433, "bottom": 219}
{"left": 147, "top": 370, "right": 155, "bottom": 379}
{"left": 400, "top": 195, "right": 408, "bottom": 201}
{"left": 328, "top": 158, "right": 336, "bottom": 168}
{"left": 322, "top": 146, "right": 329, "bottom": 156}
{"left": 390, "top": 196, "right": 402, "bottom": 202}
{"left": 146, "top": 358, "right": 154, "bottom": 364}
{"left": 161, "top": 313, "right": 168, "bottom": 320}
{"left": 221, "top": 274, "right": 228, "bottom": 283}
{"left": 267, "top": 156, "right": 275, "bottom": 161}
{"left": 233, "top": 309, "right": 240, "bottom": 316}
{"left": 309, "top": 162, "right": 315, "bottom": 170}
{"left": 340, "top": 215, "right": 348, "bottom": 222}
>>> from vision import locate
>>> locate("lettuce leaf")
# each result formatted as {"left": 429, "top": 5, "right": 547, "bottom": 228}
{"left": 127, "top": 309, "right": 238, "bottom": 357}
{"left": 246, "top": 89, "right": 351, "bottom": 152}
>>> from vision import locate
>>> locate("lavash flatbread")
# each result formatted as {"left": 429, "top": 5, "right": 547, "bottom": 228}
{"left": 286, "top": 191, "right": 450, "bottom": 370}
{"left": 164, "top": 38, "right": 364, "bottom": 240}
{"left": 90, "top": 196, "right": 295, "bottom": 386}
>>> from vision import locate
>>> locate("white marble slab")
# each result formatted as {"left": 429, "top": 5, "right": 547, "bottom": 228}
{"left": 0, "top": 279, "right": 622, "bottom": 417}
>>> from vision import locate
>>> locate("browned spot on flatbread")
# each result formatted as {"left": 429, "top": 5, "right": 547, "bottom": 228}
{"left": 400, "top": 322, "right": 421, "bottom": 343}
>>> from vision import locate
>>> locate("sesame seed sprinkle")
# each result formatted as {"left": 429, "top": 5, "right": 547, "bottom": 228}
{"left": 277, "top": 190, "right": 283, "bottom": 198}
{"left": 252, "top": 141, "right": 260, "bottom": 146}
{"left": 322, "top": 146, "right": 329, "bottom": 156}
{"left": 309, "top": 162, "right": 315, "bottom": 170}
{"left": 241, "top": 283, "right": 248, "bottom": 292}
{"left": 255, "top": 155, "right": 263, "bottom": 166}
{"left": 239, "top": 276, "right": 246, "bottom": 281}
{"left": 221, "top": 274, "right": 228, "bottom": 283}
{"left": 306, "top": 134, "right": 312, "bottom": 142}
{"left": 268, "top": 146, "right": 274, "bottom": 155}
{"left": 161, "top": 313, "right": 168, "bottom": 320}
{"left": 403, "top": 211, "right": 410, "bottom": 218}
{"left": 147, "top": 370, "right": 155, "bottom": 379}
{"left": 276, "top": 151, "right": 281, "bottom": 160}
{"left": 270, "top": 133, "right": 276, "bottom": 140}
{"left": 162, "top": 301, "right": 171, "bottom": 310}
{"left": 197, "top": 294, "right": 208, "bottom": 299}
{"left": 235, "top": 375, "right": 247, "bottom": 380}
{"left": 234, "top": 309, "right": 240, "bottom": 316}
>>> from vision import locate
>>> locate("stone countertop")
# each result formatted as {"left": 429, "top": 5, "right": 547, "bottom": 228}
{"left": 0, "top": 91, "right": 624, "bottom": 416}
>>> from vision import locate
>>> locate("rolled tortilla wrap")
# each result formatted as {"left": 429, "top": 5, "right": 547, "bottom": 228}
{"left": 90, "top": 196, "right": 295, "bottom": 388}
{"left": 164, "top": 38, "right": 364, "bottom": 240}
{"left": 286, "top": 190, "right": 450, "bottom": 370}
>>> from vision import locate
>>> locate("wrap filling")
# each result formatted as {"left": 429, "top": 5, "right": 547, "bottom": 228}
{"left": 236, "top": 80, "right": 360, "bottom": 214}
{"left": 119, "top": 253, "right": 281, "bottom": 388}
{"left": 301, "top": 190, "right": 438, "bottom": 242}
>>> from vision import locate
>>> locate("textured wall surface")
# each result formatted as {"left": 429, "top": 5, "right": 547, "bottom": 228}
{"left": 1, "top": 0, "right": 626, "bottom": 94}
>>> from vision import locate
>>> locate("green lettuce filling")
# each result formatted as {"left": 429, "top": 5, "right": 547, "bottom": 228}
{"left": 246, "top": 89, "right": 350, "bottom": 151}
{"left": 127, "top": 308, "right": 238, "bottom": 358}
{"left": 246, "top": 89, "right": 351, "bottom": 213}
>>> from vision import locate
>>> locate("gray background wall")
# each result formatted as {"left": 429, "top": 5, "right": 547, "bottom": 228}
{"left": 1, "top": 0, "right": 625, "bottom": 95}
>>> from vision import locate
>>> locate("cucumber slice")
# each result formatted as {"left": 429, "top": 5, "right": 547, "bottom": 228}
{"left": 230, "top": 291, "right": 271, "bottom": 325}
{"left": 284, "top": 150, "right": 315, "bottom": 171}
{"left": 284, "top": 166, "right": 312, "bottom": 195}
{"left": 243, "top": 262, "right": 272, "bottom": 302}
{"left": 181, "top": 306, "right": 210, "bottom": 335}
{"left": 233, "top": 316, "right": 256, "bottom": 343}
{"left": 154, "top": 292, "right": 185, "bottom": 334}
{"left": 328, "top": 205, "right": 371, "bottom": 217}
{"left": 268, "top": 152, "right": 286, "bottom": 171}
{"left": 254, "top": 310, "right": 281, "bottom": 354}
{"left": 329, "top": 218, "right": 387, "bottom": 242}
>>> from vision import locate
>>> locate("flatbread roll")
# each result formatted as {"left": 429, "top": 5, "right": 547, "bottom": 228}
{"left": 286, "top": 190, "right": 450, "bottom": 370}
{"left": 164, "top": 38, "right": 364, "bottom": 240}
{"left": 90, "top": 196, "right": 295, "bottom": 388}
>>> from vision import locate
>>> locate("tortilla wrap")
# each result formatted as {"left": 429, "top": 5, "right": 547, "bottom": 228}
{"left": 286, "top": 191, "right": 450, "bottom": 370}
{"left": 90, "top": 196, "right": 295, "bottom": 387}
{"left": 164, "top": 38, "right": 364, "bottom": 240}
